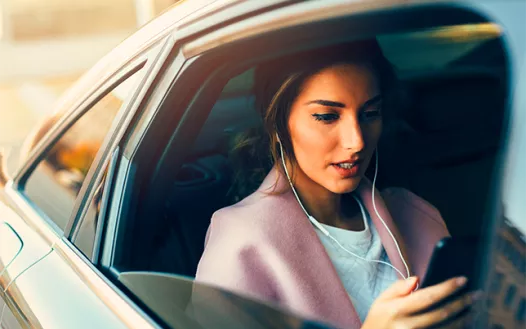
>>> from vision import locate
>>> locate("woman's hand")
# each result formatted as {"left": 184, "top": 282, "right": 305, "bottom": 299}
{"left": 362, "top": 276, "right": 482, "bottom": 329}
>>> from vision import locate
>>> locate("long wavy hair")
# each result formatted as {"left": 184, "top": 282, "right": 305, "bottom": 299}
{"left": 227, "top": 40, "right": 403, "bottom": 202}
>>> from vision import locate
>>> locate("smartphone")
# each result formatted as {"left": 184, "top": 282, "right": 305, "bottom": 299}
{"left": 422, "top": 236, "right": 481, "bottom": 289}
{"left": 420, "top": 236, "right": 481, "bottom": 315}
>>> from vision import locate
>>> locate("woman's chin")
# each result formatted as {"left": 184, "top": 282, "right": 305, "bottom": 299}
{"left": 328, "top": 177, "right": 362, "bottom": 195}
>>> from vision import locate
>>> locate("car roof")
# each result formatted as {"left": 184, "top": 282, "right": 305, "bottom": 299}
{"left": 27, "top": 0, "right": 501, "bottom": 156}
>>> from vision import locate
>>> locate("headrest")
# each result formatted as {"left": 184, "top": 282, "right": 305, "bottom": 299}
{"left": 406, "top": 74, "right": 505, "bottom": 165}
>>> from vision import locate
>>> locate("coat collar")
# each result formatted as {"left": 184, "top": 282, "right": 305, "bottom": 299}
{"left": 258, "top": 167, "right": 413, "bottom": 280}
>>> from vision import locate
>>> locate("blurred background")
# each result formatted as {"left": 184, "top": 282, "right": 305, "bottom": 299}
{"left": 0, "top": 0, "right": 178, "bottom": 167}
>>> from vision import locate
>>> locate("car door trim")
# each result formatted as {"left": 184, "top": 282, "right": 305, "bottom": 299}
{"left": 0, "top": 222, "right": 24, "bottom": 277}
{"left": 53, "top": 238, "right": 161, "bottom": 329}
{"left": 65, "top": 35, "right": 177, "bottom": 240}
{"left": 182, "top": 0, "right": 488, "bottom": 58}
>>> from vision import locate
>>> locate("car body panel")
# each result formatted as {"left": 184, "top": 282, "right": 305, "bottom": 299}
{"left": 0, "top": 197, "right": 54, "bottom": 329}
{"left": 0, "top": 199, "right": 54, "bottom": 290}
{"left": 0, "top": 0, "right": 523, "bottom": 329}
{"left": 0, "top": 43, "right": 173, "bottom": 329}
{"left": 2, "top": 241, "right": 149, "bottom": 329}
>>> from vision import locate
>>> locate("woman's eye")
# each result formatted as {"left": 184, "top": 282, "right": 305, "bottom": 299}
{"left": 312, "top": 113, "right": 339, "bottom": 122}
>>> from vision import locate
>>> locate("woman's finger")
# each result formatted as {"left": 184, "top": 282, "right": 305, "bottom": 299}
{"left": 376, "top": 276, "right": 419, "bottom": 301}
{"left": 398, "top": 276, "right": 468, "bottom": 314}
{"left": 404, "top": 290, "right": 482, "bottom": 329}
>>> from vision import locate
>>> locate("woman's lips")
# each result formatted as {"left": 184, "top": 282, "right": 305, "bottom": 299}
{"left": 331, "top": 162, "right": 361, "bottom": 178}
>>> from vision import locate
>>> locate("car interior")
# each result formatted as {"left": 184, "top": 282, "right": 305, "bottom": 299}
{"left": 110, "top": 20, "right": 510, "bottom": 328}
{"left": 136, "top": 23, "right": 508, "bottom": 279}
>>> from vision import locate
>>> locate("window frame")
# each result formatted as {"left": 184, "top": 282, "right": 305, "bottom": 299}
{"left": 99, "top": 48, "right": 190, "bottom": 269}
{"left": 91, "top": 1, "right": 519, "bottom": 328}
{"left": 70, "top": 146, "right": 120, "bottom": 262}
{"left": 0, "top": 34, "right": 175, "bottom": 329}
{"left": 15, "top": 62, "right": 148, "bottom": 235}
{"left": 21, "top": 64, "right": 148, "bottom": 233}
{"left": 63, "top": 36, "right": 176, "bottom": 255}
{"left": 100, "top": 0, "right": 502, "bottom": 279}
{"left": 4, "top": 39, "right": 170, "bottom": 241}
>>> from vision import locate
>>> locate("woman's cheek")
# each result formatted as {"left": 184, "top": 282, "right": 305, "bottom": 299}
{"left": 299, "top": 126, "right": 331, "bottom": 159}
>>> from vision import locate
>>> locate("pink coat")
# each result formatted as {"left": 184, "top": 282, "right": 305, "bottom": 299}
{"left": 195, "top": 169, "right": 450, "bottom": 328}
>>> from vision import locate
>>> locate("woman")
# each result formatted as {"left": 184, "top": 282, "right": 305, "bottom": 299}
{"left": 195, "top": 40, "right": 480, "bottom": 328}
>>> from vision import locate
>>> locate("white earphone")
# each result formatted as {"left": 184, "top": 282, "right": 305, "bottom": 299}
{"left": 277, "top": 135, "right": 414, "bottom": 285}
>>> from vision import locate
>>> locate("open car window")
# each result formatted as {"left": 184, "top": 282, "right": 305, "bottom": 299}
{"left": 97, "top": 2, "right": 521, "bottom": 328}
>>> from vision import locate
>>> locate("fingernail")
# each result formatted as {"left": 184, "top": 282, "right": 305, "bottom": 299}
{"left": 456, "top": 276, "right": 468, "bottom": 286}
{"left": 408, "top": 276, "right": 418, "bottom": 285}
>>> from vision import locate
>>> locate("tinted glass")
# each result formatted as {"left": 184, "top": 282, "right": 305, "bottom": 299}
{"left": 116, "top": 272, "right": 320, "bottom": 329}
{"left": 24, "top": 70, "right": 142, "bottom": 231}
{"left": 496, "top": 18, "right": 526, "bottom": 328}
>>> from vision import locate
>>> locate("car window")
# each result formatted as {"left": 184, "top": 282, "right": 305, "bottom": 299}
{"left": 23, "top": 69, "right": 143, "bottom": 232}
{"left": 101, "top": 13, "right": 515, "bottom": 329}
{"left": 96, "top": 69, "right": 326, "bottom": 329}
{"left": 113, "top": 67, "right": 257, "bottom": 278}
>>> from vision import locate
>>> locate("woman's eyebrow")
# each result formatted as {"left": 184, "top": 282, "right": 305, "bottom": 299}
{"left": 305, "top": 95, "right": 382, "bottom": 109}
{"left": 305, "top": 100, "right": 346, "bottom": 108}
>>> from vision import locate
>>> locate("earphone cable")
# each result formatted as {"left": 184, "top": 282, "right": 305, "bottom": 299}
{"left": 278, "top": 141, "right": 415, "bottom": 287}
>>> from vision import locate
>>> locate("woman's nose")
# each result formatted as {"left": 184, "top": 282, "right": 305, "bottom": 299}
{"left": 340, "top": 120, "right": 365, "bottom": 152}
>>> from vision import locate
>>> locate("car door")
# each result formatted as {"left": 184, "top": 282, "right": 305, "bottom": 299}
{"left": 103, "top": 1, "right": 524, "bottom": 328}
{"left": 0, "top": 39, "right": 168, "bottom": 329}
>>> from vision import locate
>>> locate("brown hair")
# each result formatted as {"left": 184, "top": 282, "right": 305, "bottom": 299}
{"left": 228, "top": 40, "right": 402, "bottom": 202}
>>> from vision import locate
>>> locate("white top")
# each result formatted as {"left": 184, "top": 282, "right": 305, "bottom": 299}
{"left": 315, "top": 199, "right": 399, "bottom": 323}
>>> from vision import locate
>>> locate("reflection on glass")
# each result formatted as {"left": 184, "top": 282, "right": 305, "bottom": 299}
{"left": 117, "top": 272, "right": 326, "bottom": 329}
{"left": 24, "top": 70, "right": 142, "bottom": 231}
{"left": 487, "top": 217, "right": 525, "bottom": 328}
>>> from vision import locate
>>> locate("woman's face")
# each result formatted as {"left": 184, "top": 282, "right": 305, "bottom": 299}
{"left": 287, "top": 63, "right": 382, "bottom": 194}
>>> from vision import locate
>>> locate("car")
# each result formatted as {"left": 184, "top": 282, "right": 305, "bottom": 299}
{"left": 0, "top": 0, "right": 524, "bottom": 328}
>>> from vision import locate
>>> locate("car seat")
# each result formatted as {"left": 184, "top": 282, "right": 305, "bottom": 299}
{"left": 380, "top": 72, "right": 505, "bottom": 238}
